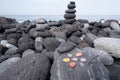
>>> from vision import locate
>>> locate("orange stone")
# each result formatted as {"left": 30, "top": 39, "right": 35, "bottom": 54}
{"left": 76, "top": 52, "right": 82, "bottom": 57}
{"left": 69, "top": 62, "right": 76, "bottom": 68}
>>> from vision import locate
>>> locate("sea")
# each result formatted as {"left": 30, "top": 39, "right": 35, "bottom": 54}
{"left": 0, "top": 15, "right": 120, "bottom": 23}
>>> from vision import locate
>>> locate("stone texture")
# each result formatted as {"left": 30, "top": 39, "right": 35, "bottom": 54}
{"left": 22, "top": 49, "right": 35, "bottom": 58}
{"left": 18, "top": 36, "right": 34, "bottom": 52}
{"left": 44, "top": 37, "right": 60, "bottom": 51}
{"left": 0, "top": 54, "right": 50, "bottom": 80}
{"left": 82, "top": 47, "right": 114, "bottom": 65}
{"left": 0, "top": 57, "right": 21, "bottom": 74}
{"left": 110, "top": 22, "right": 120, "bottom": 33}
{"left": 35, "top": 37, "right": 44, "bottom": 51}
{"left": 57, "top": 41, "right": 76, "bottom": 53}
{"left": 36, "top": 18, "right": 47, "bottom": 24}
{"left": 51, "top": 48, "right": 109, "bottom": 80}
{"left": 94, "top": 37, "right": 120, "bottom": 58}
{"left": 36, "top": 24, "right": 49, "bottom": 31}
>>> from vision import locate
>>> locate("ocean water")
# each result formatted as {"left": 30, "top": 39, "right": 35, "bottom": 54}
{"left": 1, "top": 15, "right": 120, "bottom": 23}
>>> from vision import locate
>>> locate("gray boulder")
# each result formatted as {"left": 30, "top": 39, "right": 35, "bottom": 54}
{"left": 65, "top": 9, "right": 76, "bottom": 13}
{"left": 18, "top": 36, "right": 34, "bottom": 52}
{"left": 0, "top": 57, "right": 21, "bottom": 74}
{"left": 22, "top": 49, "right": 35, "bottom": 58}
{"left": 35, "top": 37, "right": 44, "bottom": 51}
{"left": 110, "top": 22, "right": 120, "bottom": 33}
{"left": 44, "top": 37, "right": 60, "bottom": 51}
{"left": 0, "top": 54, "right": 50, "bottom": 80}
{"left": 36, "top": 24, "right": 49, "bottom": 31}
{"left": 51, "top": 48, "right": 110, "bottom": 80}
{"left": 57, "top": 41, "right": 76, "bottom": 53}
{"left": 64, "top": 13, "right": 76, "bottom": 19}
{"left": 82, "top": 47, "right": 114, "bottom": 65}
{"left": 94, "top": 37, "right": 120, "bottom": 58}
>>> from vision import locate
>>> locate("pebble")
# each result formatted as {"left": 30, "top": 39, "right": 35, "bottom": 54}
{"left": 69, "top": 62, "right": 76, "bottom": 68}
{"left": 63, "top": 58, "right": 70, "bottom": 62}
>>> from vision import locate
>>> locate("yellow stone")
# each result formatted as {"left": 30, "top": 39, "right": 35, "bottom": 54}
{"left": 63, "top": 58, "right": 70, "bottom": 62}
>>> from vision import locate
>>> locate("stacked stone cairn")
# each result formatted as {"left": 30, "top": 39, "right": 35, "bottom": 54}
{"left": 64, "top": 1, "right": 76, "bottom": 24}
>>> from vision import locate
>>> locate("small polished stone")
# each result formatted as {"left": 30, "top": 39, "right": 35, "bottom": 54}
{"left": 69, "top": 62, "right": 76, "bottom": 68}
{"left": 76, "top": 52, "right": 82, "bottom": 57}
{"left": 67, "top": 54, "right": 73, "bottom": 57}
{"left": 63, "top": 58, "right": 70, "bottom": 62}
{"left": 80, "top": 58, "right": 87, "bottom": 62}
{"left": 71, "top": 57, "right": 78, "bottom": 61}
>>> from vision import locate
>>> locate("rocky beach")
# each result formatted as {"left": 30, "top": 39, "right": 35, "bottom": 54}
{"left": 0, "top": 1, "right": 120, "bottom": 80}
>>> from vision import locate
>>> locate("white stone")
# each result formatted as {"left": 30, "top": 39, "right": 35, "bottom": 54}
{"left": 94, "top": 37, "right": 120, "bottom": 58}
{"left": 110, "top": 22, "right": 120, "bottom": 33}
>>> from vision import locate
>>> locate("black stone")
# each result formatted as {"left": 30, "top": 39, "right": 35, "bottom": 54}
{"left": 70, "top": 1, "right": 75, "bottom": 4}
{"left": 65, "top": 19, "right": 76, "bottom": 24}
{"left": 67, "top": 4, "right": 76, "bottom": 9}
{"left": 64, "top": 13, "right": 76, "bottom": 19}
{"left": 65, "top": 9, "right": 76, "bottom": 13}
{"left": 17, "top": 36, "right": 34, "bottom": 52}
{"left": 57, "top": 41, "right": 76, "bottom": 53}
{"left": 44, "top": 37, "right": 60, "bottom": 51}
{"left": 0, "top": 54, "right": 50, "bottom": 80}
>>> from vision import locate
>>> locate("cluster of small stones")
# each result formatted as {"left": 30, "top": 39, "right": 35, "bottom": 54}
{"left": 64, "top": 1, "right": 76, "bottom": 24}
{"left": 0, "top": 1, "right": 120, "bottom": 80}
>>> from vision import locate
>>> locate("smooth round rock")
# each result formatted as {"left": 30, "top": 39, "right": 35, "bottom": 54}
{"left": 22, "top": 49, "right": 35, "bottom": 58}
{"left": 67, "top": 4, "right": 76, "bottom": 9}
{"left": 64, "top": 13, "right": 76, "bottom": 19}
{"left": 36, "top": 24, "right": 49, "bottom": 31}
{"left": 71, "top": 57, "right": 78, "bottom": 61}
{"left": 0, "top": 40, "right": 8, "bottom": 47}
{"left": 65, "top": 9, "right": 76, "bottom": 13}
{"left": 69, "top": 62, "right": 76, "bottom": 68}
{"left": 35, "top": 37, "right": 44, "bottom": 51}
{"left": 57, "top": 41, "right": 76, "bottom": 53}
{"left": 0, "top": 57, "right": 21, "bottom": 74}
{"left": 36, "top": 18, "right": 47, "bottom": 24}
{"left": 18, "top": 36, "right": 34, "bottom": 52}
{"left": 67, "top": 54, "right": 73, "bottom": 57}
{"left": 63, "top": 58, "right": 70, "bottom": 62}
{"left": 80, "top": 58, "right": 87, "bottom": 62}
{"left": 44, "top": 37, "right": 60, "bottom": 51}
{"left": 76, "top": 52, "right": 82, "bottom": 57}
{"left": 65, "top": 19, "right": 76, "bottom": 24}
{"left": 70, "top": 1, "right": 75, "bottom": 4}
{"left": 110, "top": 22, "right": 120, "bottom": 33}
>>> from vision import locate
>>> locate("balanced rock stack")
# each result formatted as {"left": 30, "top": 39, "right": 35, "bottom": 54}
{"left": 64, "top": 1, "right": 76, "bottom": 24}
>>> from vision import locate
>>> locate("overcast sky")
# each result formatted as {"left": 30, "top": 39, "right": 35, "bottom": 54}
{"left": 0, "top": 0, "right": 120, "bottom": 15}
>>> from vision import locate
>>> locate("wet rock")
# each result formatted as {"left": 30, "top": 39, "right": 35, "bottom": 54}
{"left": 94, "top": 37, "right": 120, "bottom": 58}
{"left": 35, "top": 37, "right": 44, "bottom": 51}
{"left": 82, "top": 47, "right": 114, "bottom": 65}
{"left": 0, "top": 54, "right": 50, "bottom": 80}
{"left": 22, "top": 49, "right": 35, "bottom": 58}
{"left": 51, "top": 48, "right": 109, "bottom": 80}
{"left": 0, "top": 57, "right": 21, "bottom": 74}
{"left": 18, "top": 36, "right": 34, "bottom": 52}
{"left": 110, "top": 21, "right": 120, "bottom": 33}
{"left": 57, "top": 41, "right": 76, "bottom": 53}
{"left": 44, "top": 37, "right": 60, "bottom": 51}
